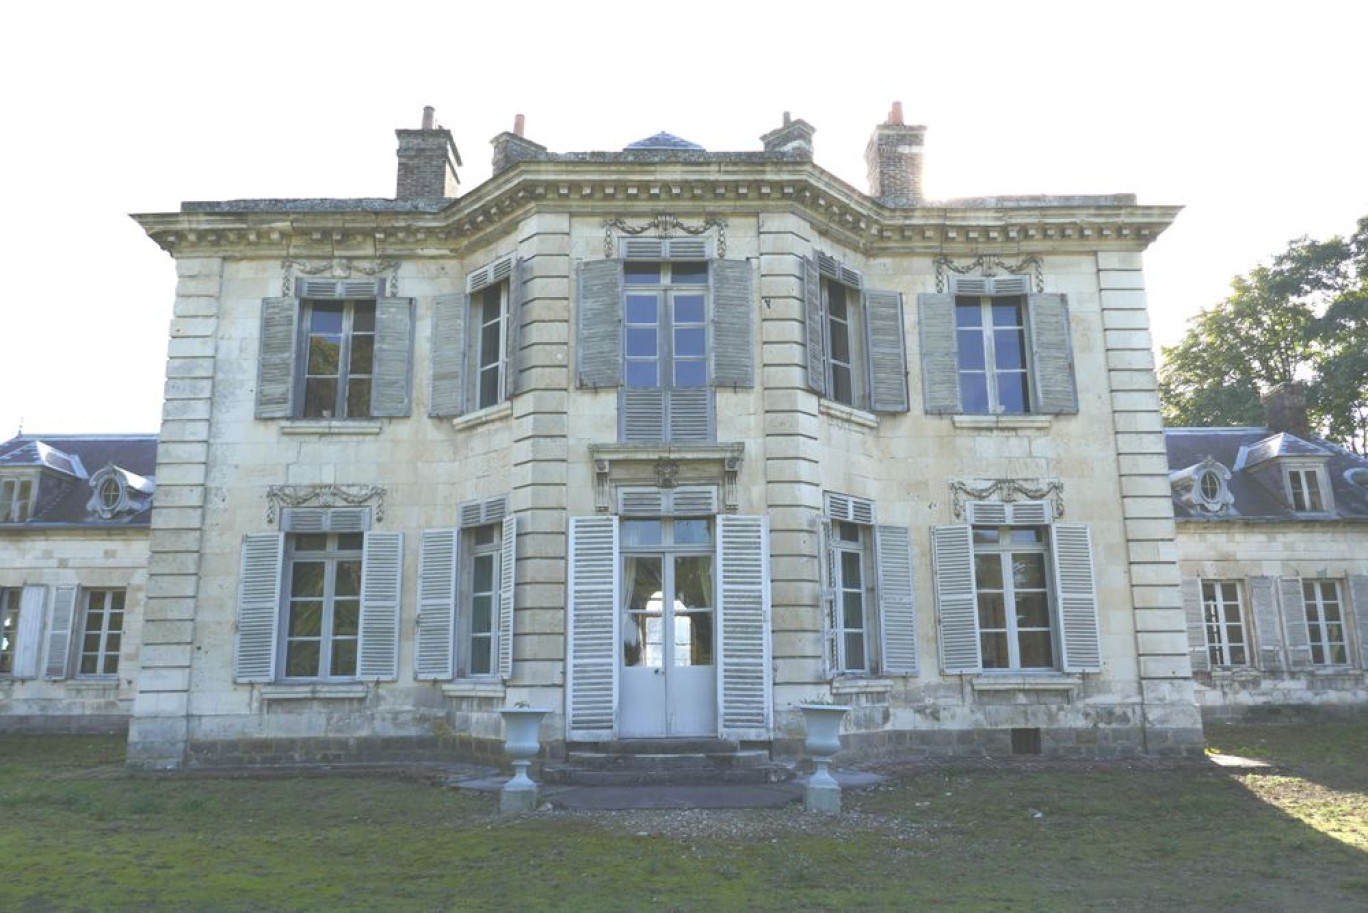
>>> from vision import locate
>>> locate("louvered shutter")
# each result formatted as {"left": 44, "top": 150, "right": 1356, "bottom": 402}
{"left": 429, "top": 292, "right": 467, "bottom": 417}
{"left": 717, "top": 514, "right": 772, "bottom": 740}
{"left": 620, "top": 388, "right": 665, "bottom": 442}
{"left": 357, "top": 531, "right": 402, "bottom": 680}
{"left": 1052, "top": 523, "right": 1102, "bottom": 672}
{"left": 371, "top": 297, "right": 413, "bottom": 417}
{"left": 1248, "top": 576, "right": 1284, "bottom": 672}
{"left": 965, "top": 501, "right": 1009, "bottom": 526}
{"left": 618, "top": 487, "right": 667, "bottom": 516}
{"left": 825, "top": 493, "right": 875, "bottom": 526}
{"left": 670, "top": 486, "right": 718, "bottom": 516}
{"left": 1349, "top": 576, "right": 1368, "bottom": 669}
{"left": 13, "top": 585, "right": 46, "bottom": 678}
{"left": 281, "top": 508, "right": 371, "bottom": 534}
{"left": 667, "top": 387, "right": 714, "bottom": 443}
{"left": 42, "top": 586, "right": 78, "bottom": 679}
{"left": 327, "top": 509, "right": 370, "bottom": 533}
{"left": 875, "top": 525, "right": 918, "bottom": 674}
{"left": 1279, "top": 577, "right": 1313, "bottom": 670}
{"left": 567, "top": 516, "right": 619, "bottom": 740}
{"left": 864, "top": 289, "right": 910, "bottom": 413}
{"left": 932, "top": 524, "right": 981, "bottom": 673}
{"left": 1027, "top": 293, "right": 1078, "bottom": 415}
{"left": 415, "top": 529, "right": 458, "bottom": 680}
{"left": 1181, "top": 578, "right": 1209, "bottom": 673}
{"left": 819, "top": 520, "right": 838, "bottom": 677}
{"left": 497, "top": 515, "right": 517, "bottom": 680}
{"left": 234, "top": 533, "right": 284, "bottom": 682}
{"left": 803, "top": 256, "right": 828, "bottom": 396}
{"left": 504, "top": 259, "right": 525, "bottom": 399}
{"left": 918, "top": 293, "right": 960, "bottom": 413}
{"left": 256, "top": 297, "right": 298, "bottom": 418}
{"left": 711, "top": 259, "right": 754, "bottom": 388}
{"left": 578, "top": 259, "right": 623, "bottom": 387}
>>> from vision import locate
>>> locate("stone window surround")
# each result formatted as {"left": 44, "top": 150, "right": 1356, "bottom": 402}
{"left": 589, "top": 443, "right": 744, "bottom": 514}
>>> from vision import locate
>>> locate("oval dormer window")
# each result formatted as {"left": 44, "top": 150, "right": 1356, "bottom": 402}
{"left": 1199, "top": 470, "right": 1222, "bottom": 503}
{"left": 99, "top": 476, "right": 123, "bottom": 511}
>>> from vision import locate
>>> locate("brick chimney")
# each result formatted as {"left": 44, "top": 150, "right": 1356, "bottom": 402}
{"left": 865, "top": 101, "right": 927, "bottom": 207}
{"left": 491, "top": 113, "right": 549, "bottom": 175}
{"left": 1262, "top": 382, "right": 1312, "bottom": 439}
{"left": 760, "top": 111, "right": 815, "bottom": 160}
{"left": 395, "top": 106, "right": 461, "bottom": 200}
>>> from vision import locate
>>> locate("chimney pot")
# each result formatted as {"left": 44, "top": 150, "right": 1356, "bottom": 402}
{"left": 890, "top": 101, "right": 904, "bottom": 125}
{"left": 783, "top": 111, "right": 791, "bottom": 126}
{"left": 1262, "top": 382, "right": 1312, "bottom": 439}
{"left": 514, "top": 113, "right": 525, "bottom": 137}
{"left": 422, "top": 106, "right": 435, "bottom": 130}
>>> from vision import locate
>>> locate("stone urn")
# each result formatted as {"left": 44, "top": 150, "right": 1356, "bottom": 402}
{"left": 499, "top": 707, "right": 549, "bottom": 814}
{"left": 797, "top": 702, "right": 852, "bottom": 813}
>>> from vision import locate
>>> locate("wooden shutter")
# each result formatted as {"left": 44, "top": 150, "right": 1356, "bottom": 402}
{"left": 618, "top": 487, "right": 667, "bottom": 516}
{"left": 875, "top": 525, "right": 918, "bottom": 675}
{"left": 1181, "top": 578, "right": 1209, "bottom": 673}
{"left": 932, "top": 524, "right": 981, "bottom": 673}
{"left": 1248, "top": 575, "right": 1284, "bottom": 672}
{"left": 371, "top": 297, "right": 414, "bottom": 417}
{"left": 578, "top": 259, "right": 623, "bottom": 388}
{"left": 429, "top": 292, "right": 467, "bottom": 417}
{"left": 717, "top": 514, "right": 772, "bottom": 740}
{"left": 825, "top": 492, "right": 875, "bottom": 526}
{"left": 819, "top": 520, "right": 838, "bottom": 677}
{"left": 357, "top": 531, "right": 403, "bottom": 680}
{"left": 667, "top": 387, "right": 714, "bottom": 443}
{"left": 1349, "top": 575, "right": 1368, "bottom": 669}
{"left": 620, "top": 387, "right": 665, "bottom": 443}
{"left": 864, "top": 289, "right": 910, "bottom": 413}
{"left": 256, "top": 296, "right": 298, "bottom": 418}
{"left": 14, "top": 585, "right": 46, "bottom": 678}
{"left": 234, "top": 533, "right": 284, "bottom": 682}
{"left": 803, "top": 256, "right": 828, "bottom": 396}
{"left": 504, "top": 259, "right": 525, "bottom": 399}
{"left": 1027, "top": 293, "right": 1078, "bottom": 415}
{"left": 281, "top": 508, "right": 371, "bottom": 534}
{"left": 1279, "top": 577, "right": 1313, "bottom": 670}
{"left": 497, "top": 515, "right": 517, "bottom": 680}
{"left": 711, "top": 259, "right": 754, "bottom": 388}
{"left": 43, "top": 586, "right": 78, "bottom": 679}
{"left": 567, "top": 516, "right": 619, "bottom": 741}
{"left": 670, "top": 486, "right": 719, "bottom": 516}
{"left": 918, "top": 293, "right": 960, "bottom": 413}
{"left": 415, "top": 529, "right": 458, "bottom": 680}
{"left": 1052, "top": 523, "right": 1102, "bottom": 672}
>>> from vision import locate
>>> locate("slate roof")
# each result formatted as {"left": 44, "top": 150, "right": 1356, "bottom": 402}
{"left": 0, "top": 434, "right": 158, "bottom": 528}
{"left": 624, "top": 132, "right": 706, "bottom": 151}
{"left": 1165, "top": 427, "right": 1368, "bottom": 522}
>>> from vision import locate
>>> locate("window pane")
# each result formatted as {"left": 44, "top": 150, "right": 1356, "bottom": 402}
{"left": 674, "top": 360, "right": 706, "bottom": 387}
{"left": 842, "top": 592, "right": 864, "bottom": 629}
{"left": 473, "top": 525, "right": 498, "bottom": 547}
{"left": 626, "top": 327, "right": 658, "bottom": 357}
{"left": 80, "top": 655, "right": 98, "bottom": 675}
{"left": 994, "top": 328, "right": 1026, "bottom": 369}
{"left": 307, "top": 336, "right": 342, "bottom": 376}
{"left": 960, "top": 373, "right": 989, "bottom": 413}
{"left": 997, "top": 373, "right": 1029, "bottom": 414}
{"left": 625, "top": 361, "right": 659, "bottom": 388}
{"left": 675, "top": 327, "right": 706, "bottom": 357}
{"left": 480, "top": 286, "right": 503, "bottom": 322}
{"left": 470, "top": 639, "right": 492, "bottom": 675}
{"left": 106, "top": 632, "right": 122, "bottom": 653}
{"left": 675, "top": 614, "right": 713, "bottom": 665}
{"left": 1010, "top": 528, "right": 1042, "bottom": 545}
{"left": 333, "top": 600, "right": 360, "bottom": 636}
{"left": 473, "top": 554, "right": 494, "bottom": 593}
{"left": 337, "top": 533, "right": 364, "bottom": 552}
{"left": 289, "top": 602, "right": 323, "bottom": 637}
{"left": 480, "top": 320, "right": 501, "bottom": 364}
{"left": 973, "top": 528, "right": 1001, "bottom": 545}
{"left": 991, "top": 300, "right": 1023, "bottom": 327}
{"left": 309, "top": 304, "right": 344, "bottom": 334}
{"left": 673, "top": 520, "right": 711, "bottom": 545}
{"left": 671, "top": 262, "right": 708, "bottom": 285}
{"left": 827, "top": 284, "right": 848, "bottom": 320}
{"left": 982, "top": 632, "right": 1009, "bottom": 668}
{"left": 622, "top": 521, "right": 663, "bottom": 548}
{"left": 1018, "top": 631, "right": 1053, "bottom": 668}
{"left": 1329, "top": 644, "right": 1348, "bottom": 665}
{"left": 84, "top": 632, "right": 102, "bottom": 652}
{"left": 844, "top": 633, "right": 866, "bottom": 671}
{"left": 977, "top": 593, "right": 1006, "bottom": 629}
{"left": 291, "top": 562, "right": 325, "bottom": 598}
{"left": 286, "top": 641, "right": 320, "bottom": 677}
{"left": 836, "top": 522, "right": 860, "bottom": 543}
{"left": 829, "top": 319, "right": 852, "bottom": 363}
{"left": 1016, "top": 592, "right": 1050, "bottom": 629}
{"left": 625, "top": 557, "right": 664, "bottom": 610}
{"left": 1223, "top": 601, "right": 1242, "bottom": 625}
{"left": 955, "top": 301, "right": 982, "bottom": 327}
{"left": 625, "top": 295, "right": 659, "bottom": 323}
{"left": 346, "top": 379, "right": 371, "bottom": 418}
{"left": 625, "top": 263, "right": 661, "bottom": 285}
{"left": 674, "top": 295, "right": 705, "bottom": 323}
{"left": 349, "top": 335, "right": 373, "bottom": 375}
{"left": 103, "top": 653, "right": 120, "bottom": 675}
{"left": 975, "top": 555, "right": 1002, "bottom": 590}
{"left": 351, "top": 304, "right": 375, "bottom": 333}
{"left": 831, "top": 365, "right": 854, "bottom": 404}
{"left": 479, "top": 368, "right": 499, "bottom": 408}
{"left": 304, "top": 378, "right": 338, "bottom": 418}
{"left": 675, "top": 557, "right": 713, "bottom": 609}
{"left": 841, "top": 551, "right": 863, "bottom": 587}
{"left": 957, "top": 330, "right": 986, "bottom": 370}
{"left": 1013, "top": 554, "right": 1047, "bottom": 589}
{"left": 331, "top": 640, "right": 357, "bottom": 677}
{"left": 471, "top": 595, "right": 493, "bottom": 632}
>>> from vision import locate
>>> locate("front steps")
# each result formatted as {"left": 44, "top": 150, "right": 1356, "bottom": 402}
{"left": 543, "top": 738, "right": 795, "bottom": 786}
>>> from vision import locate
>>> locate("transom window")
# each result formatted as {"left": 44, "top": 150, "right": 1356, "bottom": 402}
{"left": 78, "top": 589, "right": 125, "bottom": 677}
{"left": 0, "top": 588, "right": 18, "bottom": 674}
{"left": 282, "top": 532, "right": 363, "bottom": 679}
{"left": 1202, "top": 580, "right": 1247, "bottom": 666}
{"left": 463, "top": 524, "right": 501, "bottom": 677}
{"left": 301, "top": 299, "right": 376, "bottom": 419}
{"left": 832, "top": 521, "right": 872, "bottom": 673}
{"left": 620, "top": 518, "right": 714, "bottom": 670}
{"left": 1, "top": 477, "right": 34, "bottom": 523}
{"left": 1303, "top": 580, "right": 1348, "bottom": 666}
{"left": 973, "top": 526, "right": 1052, "bottom": 668}
{"left": 1287, "top": 468, "right": 1325, "bottom": 513}
{"left": 624, "top": 261, "right": 709, "bottom": 390}
{"left": 957, "top": 295, "right": 1030, "bottom": 414}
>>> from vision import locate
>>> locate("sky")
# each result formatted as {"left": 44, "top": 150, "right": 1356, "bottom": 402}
{"left": 3, "top": 0, "right": 1364, "bottom": 437}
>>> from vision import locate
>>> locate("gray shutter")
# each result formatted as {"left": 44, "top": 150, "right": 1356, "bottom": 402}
{"left": 918, "top": 293, "right": 960, "bottom": 414}
{"left": 875, "top": 525, "right": 918, "bottom": 675}
{"left": 1349, "top": 576, "right": 1368, "bottom": 669}
{"left": 13, "top": 585, "right": 46, "bottom": 678}
{"left": 1279, "top": 577, "right": 1313, "bottom": 670}
{"left": 717, "top": 514, "right": 772, "bottom": 740}
{"left": 932, "top": 524, "right": 981, "bottom": 673}
{"left": 864, "top": 290, "right": 910, "bottom": 413}
{"left": 1182, "top": 578, "right": 1209, "bottom": 673}
{"left": 819, "top": 520, "right": 838, "bottom": 677}
{"left": 670, "top": 486, "right": 718, "bottom": 516}
{"left": 1052, "top": 523, "right": 1102, "bottom": 672}
{"left": 371, "top": 297, "right": 414, "bottom": 417}
{"left": 429, "top": 292, "right": 467, "bottom": 417}
{"left": 1027, "top": 293, "right": 1078, "bottom": 415}
{"left": 618, "top": 487, "right": 667, "bottom": 516}
{"left": 235, "top": 533, "right": 284, "bottom": 683}
{"left": 711, "top": 259, "right": 754, "bottom": 388}
{"left": 42, "top": 586, "right": 78, "bottom": 679}
{"left": 620, "top": 388, "right": 665, "bottom": 443}
{"left": 803, "top": 256, "right": 828, "bottom": 396}
{"left": 504, "top": 258, "right": 525, "bottom": 399}
{"left": 1248, "top": 575, "right": 1284, "bottom": 672}
{"left": 578, "top": 259, "right": 623, "bottom": 388}
{"left": 357, "top": 531, "right": 403, "bottom": 680}
{"left": 667, "top": 387, "right": 714, "bottom": 443}
{"left": 415, "top": 529, "right": 458, "bottom": 680}
{"left": 256, "top": 296, "right": 298, "bottom": 418}
{"left": 567, "top": 516, "right": 619, "bottom": 741}
{"left": 497, "top": 515, "right": 517, "bottom": 680}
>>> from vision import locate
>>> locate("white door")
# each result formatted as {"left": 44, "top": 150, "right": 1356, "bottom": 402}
{"left": 619, "top": 519, "right": 716, "bottom": 738}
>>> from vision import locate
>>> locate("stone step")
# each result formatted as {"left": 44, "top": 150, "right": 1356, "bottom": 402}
{"left": 576, "top": 738, "right": 742, "bottom": 755}
{"left": 543, "top": 761, "right": 795, "bottom": 787}
{"left": 565, "top": 749, "right": 774, "bottom": 771}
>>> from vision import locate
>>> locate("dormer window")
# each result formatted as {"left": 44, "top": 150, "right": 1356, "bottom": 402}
{"left": 1199, "top": 470, "right": 1222, "bottom": 503}
{"left": 99, "top": 477, "right": 123, "bottom": 512}
{"left": 1287, "top": 467, "right": 1326, "bottom": 513}
{"left": 1169, "top": 458, "right": 1233, "bottom": 514}
{"left": 86, "top": 463, "right": 155, "bottom": 521}
{"left": 0, "top": 477, "right": 34, "bottom": 523}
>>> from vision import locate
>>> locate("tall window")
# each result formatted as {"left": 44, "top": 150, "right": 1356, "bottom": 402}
{"left": 957, "top": 295, "right": 1030, "bottom": 414}
{"left": 472, "top": 281, "right": 507, "bottom": 411}
{"left": 832, "top": 521, "right": 872, "bottom": 672}
{"left": 1287, "top": 468, "right": 1325, "bottom": 513}
{"left": 1303, "top": 580, "right": 1348, "bottom": 666}
{"left": 1202, "top": 580, "right": 1247, "bottom": 666}
{"left": 974, "top": 526, "right": 1052, "bottom": 668}
{"left": 825, "top": 278, "right": 864, "bottom": 407}
{"left": 282, "top": 533, "right": 363, "bottom": 679}
{"left": 462, "top": 524, "right": 501, "bottom": 677}
{"left": 1, "top": 477, "right": 34, "bottom": 522}
{"left": 620, "top": 518, "right": 715, "bottom": 671}
{"left": 301, "top": 299, "right": 375, "bottom": 419}
{"left": 0, "top": 588, "right": 18, "bottom": 674}
{"left": 77, "top": 589, "right": 125, "bottom": 677}
{"left": 624, "top": 261, "right": 708, "bottom": 391}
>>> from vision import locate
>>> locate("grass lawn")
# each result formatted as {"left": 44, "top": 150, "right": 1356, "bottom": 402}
{"left": 1, "top": 723, "right": 1365, "bottom": 912}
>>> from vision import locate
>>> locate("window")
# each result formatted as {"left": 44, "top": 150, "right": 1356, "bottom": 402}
{"left": 77, "top": 589, "right": 125, "bottom": 677}
{"left": 620, "top": 517, "right": 716, "bottom": 671}
{"left": 1, "top": 477, "right": 34, "bottom": 522}
{"left": 430, "top": 255, "right": 520, "bottom": 418}
{"left": 1287, "top": 467, "right": 1326, "bottom": 513}
{"left": 282, "top": 533, "right": 362, "bottom": 679}
{"left": 825, "top": 277, "right": 865, "bottom": 407}
{"left": 1303, "top": 580, "right": 1348, "bottom": 666}
{"left": 957, "top": 294, "right": 1030, "bottom": 414}
{"left": 831, "top": 521, "right": 873, "bottom": 672}
{"left": 472, "top": 282, "right": 507, "bottom": 411}
{"left": 1199, "top": 470, "right": 1223, "bottom": 503}
{"left": 300, "top": 299, "right": 375, "bottom": 419}
{"left": 974, "top": 526, "right": 1052, "bottom": 668}
{"left": 99, "top": 477, "right": 123, "bottom": 511}
{"left": 461, "top": 524, "right": 501, "bottom": 677}
{"left": 803, "top": 254, "right": 909, "bottom": 413}
{"left": 0, "top": 588, "right": 18, "bottom": 674}
{"left": 1202, "top": 580, "right": 1248, "bottom": 666}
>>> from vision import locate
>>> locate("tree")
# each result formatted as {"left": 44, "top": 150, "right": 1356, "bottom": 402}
{"left": 1159, "top": 216, "right": 1368, "bottom": 453}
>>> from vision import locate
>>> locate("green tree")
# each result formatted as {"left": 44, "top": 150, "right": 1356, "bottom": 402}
{"left": 1159, "top": 217, "right": 1368, "bottom": 453}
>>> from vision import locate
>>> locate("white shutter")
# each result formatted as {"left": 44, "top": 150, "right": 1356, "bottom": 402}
{"left": 864, "top": 289, "right": 910, "bottom": 413}
{"left": 567, "top": 516, "right": 619, "bottom": 740}
{"left": 711, "top": 259, "right": 754, "bottom": 388}
{"left": 42, "top": 586, "right": 77, "bottom": 679}
{"left": 415, "top": 529, "right": 458, "bottom": 680}
{"left": 578, "top": 260, "right": 623, "bottom": 387}
{"left": 621, "top": 387, "right": 666, "bottom": 442}
{"left": 357, "top": 531, "right": 403, "bottom": 680}
{"left": 371, "top": 297, "right": 414, "bottom": 417}
{"left": 932, "top": 525, "right": 981, "bottom": 673}
{"left": 327, "top": 508, "right": 371, "bottom": 534}
{"left": 429, "top": 292, "right": 467, "bottom": 417}
{"left": 965, "top": 501, "right": 1008, "bottom": 526}
{"left": 1027, "top": 293, "right": 1078, "bottom": 415}
{"left": 875, "top": 525, "right": 918, "bottom": 675}
{"left": 1279, "top": 577, "right": 1313, "bottom": 670}
{"left": 497, "top": 515, "right": 517, "bottom": 680}
{"left": 1182, "top": 578, "right": 1209, "bottom": 673}
{"left": 13, "top": 585, "right": 47, "bottom": 678}
{"left": 918, "top": 293, "right": 961, "bottom": 414}
{"left": 281, "top": 508, "right": 370, "bottom": 534}
{"left": 803, "top": 256, "right": 828, "bottom": 396}
{"left": 1248, "top": 576, "right": 1284, "bottom": 672}
{"left": 670, "top": 486, "right": 719, "bottom": 516}
{"left": 1350, "top": 576, "right": 1368, "bottom": 669}
{"left": 665, "top": 238, "right": 709, "bottom": 260}
{"left": 1008, "top": 501, "right": 1051, "bottom": 526}
{"left": 717, "top": 514, "right": 772, "bottom": 740}
{"left": 666, "top": 387, "right": 714, "bottom": 443}
{"left": 825, "top": 492, "right": 875, "bottom": 526}
{"left": 256, "top": 297, "right": 298, "bottom": 418}
{"left": 618, "top": 487, "right": 667, "bottom": 516}
{"left": 623, "top": 238, "right": 665, "bottom": 260}
{"left": 1052, "top": 523, "right": 1102, "bottom": 673}
{"left": 235, "top": 534, "right": 284, "bottom": 682}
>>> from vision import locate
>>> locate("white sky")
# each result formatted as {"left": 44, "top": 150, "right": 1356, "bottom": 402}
{"left": 3, "top": 0, "right": 1364, "bottom": 436}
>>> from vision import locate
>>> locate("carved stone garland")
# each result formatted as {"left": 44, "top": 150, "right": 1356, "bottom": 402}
{"left": 603, "top": 215, "right": 728, "bottom": 259}
{"left": 934, "top": 255, "right": 1044, "bottom": 294}
{"left": 949, "top": 479, "right": 1065, "bottom": 520}
{"left": 266, "top": 484, "right": 387, "bottom": 525}
{"left": 281, "top": 259, "right": 401, "bottom": 297}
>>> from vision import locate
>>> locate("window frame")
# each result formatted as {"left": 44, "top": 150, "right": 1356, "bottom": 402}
{"left": 279, "top": 532, "right": 365, "bottom": 682}
{"left": 830, "top": 520, "right": 875, "bottom": 673}
{"left": 75, "top": 588, "right": 126, "bottom": 679}
{"left": 1284, "top": 465, "right": 1330, "bottom": 514}
{"left": 0, "top": 587, "right": 19, "bottom": 675}
{"left": 1303, "top": 579, "right": 1349, "bottom": 667}
{"left": 955, "top": 293, "right": 1033, "bottom": 416}
{"left": 1201, "top": 579, "right": 1249, "bottom": 667}
{"left": 0, "top": 475, "right": 35, "bottom": 523}
{"left": 297, "top": 297, "right": 377, "bottom": 420}
{"left": 823, "top": 275, "right": 867, "bottom": 409}
{"left": 458, "top": 523, "right": 503, "bottom": 678}
{"left": 622, "top": 260, "right": 711, "bottom": 392}
{"left": 972, "top": 525, "right": 1055, "bottom": 670}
